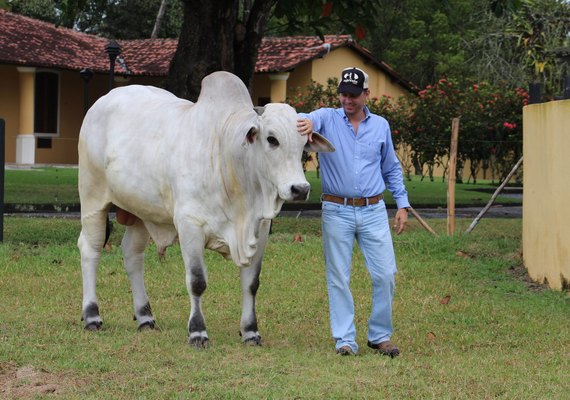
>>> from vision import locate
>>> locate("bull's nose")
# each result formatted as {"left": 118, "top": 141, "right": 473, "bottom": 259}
{"left": 291, "top": 183, "right": 310, "bottom": 201}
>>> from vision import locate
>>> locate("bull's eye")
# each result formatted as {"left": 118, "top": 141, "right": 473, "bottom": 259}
{"left": 267, "top": 136, "right": 279, "bottom": 148}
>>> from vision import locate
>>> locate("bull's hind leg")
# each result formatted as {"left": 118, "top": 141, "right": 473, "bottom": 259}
{"left": 239, "top": 219, "right": 271, "bottom": 346}
{"left": 78, "top": 208, "right": 110, "bottom": 330}
{"left": 121, "top": 220, "right": 155, "bottom": 330}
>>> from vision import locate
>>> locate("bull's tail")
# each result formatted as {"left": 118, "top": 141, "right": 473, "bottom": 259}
{"left": 104, "top": 214, "right": 113, "bottom": 246}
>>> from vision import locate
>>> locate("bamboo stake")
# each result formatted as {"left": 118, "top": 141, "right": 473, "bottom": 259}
{"left": 409, "top": 207, "right": 438, "bottom": 236}
{"left": 447, "top": 118, "right": 460, "bottom": 235}
{"left": 465, "top": 156, "right": 523, "bottom": 234}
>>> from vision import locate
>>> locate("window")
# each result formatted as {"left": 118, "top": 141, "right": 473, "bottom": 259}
{"left": 34, "top": 71, "right": 59, "bottom": 135}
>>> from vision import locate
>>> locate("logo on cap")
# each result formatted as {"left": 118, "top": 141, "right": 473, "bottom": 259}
{"left": 337, "top": 67, "right": 368, "bottom": 95}
{"left": 343, "top": 71, "right": 361, "bottom": 85}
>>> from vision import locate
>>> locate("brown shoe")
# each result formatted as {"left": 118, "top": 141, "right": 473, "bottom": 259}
{"left": 336, "top": 345, "right": 356, "bottom": 356}
{"left": 367, "top": 340, "right": 400, "bottom": 358}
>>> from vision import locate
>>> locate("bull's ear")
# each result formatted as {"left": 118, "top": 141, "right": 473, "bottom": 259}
{"left": 246, "top": 127, "right": 258, "bottom": 144}
{"left": 254, "top": 106, "right": 265, "bottom": 116}
{"left": 305, "top": 131, "right": 335, "bottom": 153}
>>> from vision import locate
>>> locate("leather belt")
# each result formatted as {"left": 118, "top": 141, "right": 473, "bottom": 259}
{"left": 321, "top": 194, "right": 383, "bottom": 207}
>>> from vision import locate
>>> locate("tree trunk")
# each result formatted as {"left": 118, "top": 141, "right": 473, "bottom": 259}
{"left": 233, "top": 0, "right": 277, "bottom": 91}
{"left": 165, "top": 0, "right": 277, "bottom": 101}
{"left": 151, "top": 0, "right": 169, "bottom": 39}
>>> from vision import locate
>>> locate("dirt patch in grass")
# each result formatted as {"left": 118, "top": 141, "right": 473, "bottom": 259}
{"left": 0, "top": 362, "right": 80, "bottom": 398}
{"left": 507, "top": 264, "right": 550, "bottom": 292}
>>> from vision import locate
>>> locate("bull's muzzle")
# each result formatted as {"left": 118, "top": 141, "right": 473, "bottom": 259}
{"left": 290, "top": 183, "right": 310, "bottom": 201}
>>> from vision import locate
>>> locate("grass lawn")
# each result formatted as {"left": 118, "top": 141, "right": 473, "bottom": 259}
{"left": 3, "top": 167, "right": 521, "bottom": 208}
{"left": 0, "top": 216, "right": 567, "bottom": 399}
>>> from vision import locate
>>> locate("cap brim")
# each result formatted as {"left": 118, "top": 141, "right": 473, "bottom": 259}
{"left": 337, "top": 83, "right": 363, "bottom": 95}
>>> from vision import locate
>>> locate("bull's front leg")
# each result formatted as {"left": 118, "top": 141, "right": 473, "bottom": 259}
{"left": 177, "top": 223, "right": 209, "bottom": 349}
{"left": 239, "top": 219, "right": 271, "bottom": 346}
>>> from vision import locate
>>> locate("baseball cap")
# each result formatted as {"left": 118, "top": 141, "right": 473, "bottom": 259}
{"left": 337, "top": 67, "right": 369, "bottom": 95}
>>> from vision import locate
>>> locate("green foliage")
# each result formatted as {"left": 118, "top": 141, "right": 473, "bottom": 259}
{"left": 7, "top": 0, "right": 182, "bottom": 38}
{"left": 405, "top": 80, "right": 528, "bottom": 182}
{"left": 505, "top": 0, "right": 570, "bottom": 95}
{"left": 7, "top": 0, "right": 59, "bottom": 23}
{"left": 75, "top": 0, "right": 183, "bottom": 39}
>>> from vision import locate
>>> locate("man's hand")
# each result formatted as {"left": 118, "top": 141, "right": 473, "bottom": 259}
{"left": 393, "top": 208, "right": 409, "bottom": 235}
{"left": 297, "top": 119, "right": 313, "bottom": 143}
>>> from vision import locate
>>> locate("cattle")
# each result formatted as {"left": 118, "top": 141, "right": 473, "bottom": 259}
{"left": 77, "top": 71, "right": 334, "bottom": 348}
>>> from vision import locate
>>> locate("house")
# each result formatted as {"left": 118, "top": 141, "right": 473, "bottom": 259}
{"left": 0, "top": 9, "right": 415, "bottom": 165}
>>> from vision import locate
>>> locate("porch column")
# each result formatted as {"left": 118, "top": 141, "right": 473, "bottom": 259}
{"left": 16, "top": 67, "right": 36, "bottom": 164}
{"left": 269, "top": 72, "right": 290, "bottom": 103}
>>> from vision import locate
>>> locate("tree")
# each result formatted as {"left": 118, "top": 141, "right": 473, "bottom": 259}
{"left": 165, "top": 0, "right": 384, "bottom": 100}
{"left": 164, "top": 0, "right": 277, "bottom": 101}
{"left": 74, "top": 0, "right": 182, "bottom": 39}
{"left": 151, "top": 0, "right": 169, "bottom": 38}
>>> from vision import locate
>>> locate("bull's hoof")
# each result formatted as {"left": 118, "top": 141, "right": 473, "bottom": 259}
{"left": 189, "top": 336, "right": 209, "bottom": 349}
{"left": 84, "top": 321, "right": 102, "bottom": 331}
{"left": 243, "top": 335, "right": 262, "bottom": 346}
{"left": 137, "top": 320, "right": 156, "bottom": 331}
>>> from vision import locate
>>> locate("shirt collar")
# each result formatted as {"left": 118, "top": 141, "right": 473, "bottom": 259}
{"left": 337, "top": 106, "right": 371, "bottom": 121}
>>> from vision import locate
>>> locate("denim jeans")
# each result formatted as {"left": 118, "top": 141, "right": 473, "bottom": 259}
{"left": 322, "top": 200, "right": 396, "bottom": 353}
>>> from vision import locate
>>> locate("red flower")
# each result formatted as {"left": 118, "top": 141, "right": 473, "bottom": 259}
{"left": 355, "top": 25, "right": 366, "bottom": 40}
{"left": 322, "top": 1, "right": 333, "bottom": 17}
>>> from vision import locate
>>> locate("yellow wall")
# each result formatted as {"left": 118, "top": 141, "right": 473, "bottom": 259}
{"left": 251, "top": 47, "right": 410, "bottom": 106}
{"left": 0, "top": 65, "right": 20, "bottom": 163}
{"left": 522, "top": 100, "right": 570, "bottom": 291}
{"left": 2, "top": 47, "right": 410, "bottom": 165}
{"left": 0, "top": 64, "right": 163, "bottom": 165}
{"left": 311, "top": 47, "right": 409, "bottom": 99}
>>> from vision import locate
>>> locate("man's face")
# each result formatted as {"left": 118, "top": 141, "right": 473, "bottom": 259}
{"left": 339, "top": 90, "right": 369, "bottom": 116}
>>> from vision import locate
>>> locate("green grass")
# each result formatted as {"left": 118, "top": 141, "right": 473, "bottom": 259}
{"left": 4, "top": 167, "right": 79, "bottom": 205}
{"left": 1, "top": 216, "right": 568, "bottom": 399}
{"left": 4, "top": 167, "right": 520, "bottom": 208}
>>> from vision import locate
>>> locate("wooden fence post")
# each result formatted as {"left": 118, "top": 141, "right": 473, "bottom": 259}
{"left": 447, "top": 118, "right": 460, "bottom": 235}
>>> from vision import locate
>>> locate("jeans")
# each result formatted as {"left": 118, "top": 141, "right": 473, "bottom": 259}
{"left": 322, "top": 200, "right": 396, "bottom": 353}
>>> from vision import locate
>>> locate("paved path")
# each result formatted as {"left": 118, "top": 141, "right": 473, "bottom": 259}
{"left": 279, "top": 205, "right": 522, "bottom": 219}
{"left": 4, "top": 205, "right": 522, "bottom": 220}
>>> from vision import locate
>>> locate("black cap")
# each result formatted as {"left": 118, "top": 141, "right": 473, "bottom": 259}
{"left": 337, "top": 67, "right": 369, "bottom": 95}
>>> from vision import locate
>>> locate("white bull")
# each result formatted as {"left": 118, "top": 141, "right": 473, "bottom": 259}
{"left": 77, "top": 71, "right": 333, "bottom": 347}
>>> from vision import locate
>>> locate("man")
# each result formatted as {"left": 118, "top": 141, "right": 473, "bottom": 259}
{"left": 297, "top": 67, "right": 410, "bottom": 357}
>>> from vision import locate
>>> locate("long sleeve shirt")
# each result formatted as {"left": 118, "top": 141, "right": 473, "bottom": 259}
{"left": 299, "top": 106, "right": 411, "bottom": 209}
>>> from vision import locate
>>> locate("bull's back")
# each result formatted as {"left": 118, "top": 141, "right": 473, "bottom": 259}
{"left": 78, "top": 85, "right": 193, "bottom": 220}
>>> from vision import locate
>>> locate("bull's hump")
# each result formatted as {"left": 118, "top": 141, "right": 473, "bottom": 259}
{"left": 198, "top": 72, "right": 253, "bottom": 109}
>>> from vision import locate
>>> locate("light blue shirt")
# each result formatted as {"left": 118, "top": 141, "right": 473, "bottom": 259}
{"left": 300, "top": 106, "right": 410, "bottom": 209}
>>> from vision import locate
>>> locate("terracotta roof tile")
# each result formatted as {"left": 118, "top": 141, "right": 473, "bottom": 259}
{"left": 256, "top": 35, "right": 353, "bottom": 72}
{"left": 116, "top": 39, "right": 177, "bottom": 76}
{"left": 0, "top": 9, "right": 109, "bottom": 72}
{"left": 0, "top": 9, "right": 414, "bottom": 89}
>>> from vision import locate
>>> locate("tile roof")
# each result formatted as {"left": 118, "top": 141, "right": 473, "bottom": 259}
{"left": 0, "top": 9, "right": 414, "bottom": 89}
{"left": 0, "top": 9, "right": 109, "bottom": 72}
{"left": 256, "top": 35, "right": 353, "bottom": 72}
